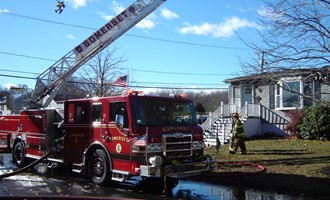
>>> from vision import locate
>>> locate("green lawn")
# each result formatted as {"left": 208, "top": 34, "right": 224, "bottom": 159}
{"left": 201, "top": 139, "right": 330, "bottom": 199}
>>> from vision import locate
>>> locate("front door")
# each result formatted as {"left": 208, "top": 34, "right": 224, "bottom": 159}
{"left": 241, "top": 85, "right": 252, "bottom": 108}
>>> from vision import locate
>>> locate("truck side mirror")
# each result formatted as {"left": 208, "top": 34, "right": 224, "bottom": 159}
{"left": 115, "top": 114, "right": 124, "bottom": 129}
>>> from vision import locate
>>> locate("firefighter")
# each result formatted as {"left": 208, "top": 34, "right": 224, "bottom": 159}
{"left": 229, "top": 113, "right": 247, "bottom": 154}
{"left": 228, "top": 113, "right": 235, "bottom": 152}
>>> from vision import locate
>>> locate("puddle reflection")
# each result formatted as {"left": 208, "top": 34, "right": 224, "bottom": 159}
{"left": 173, "top": 179, "right": 314, "bottom": 200}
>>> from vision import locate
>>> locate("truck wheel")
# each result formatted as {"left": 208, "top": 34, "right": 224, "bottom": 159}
{"left": 13, "top": 142, "right": 26, "bottom": 168}
{"left": 87, "top": 149, "right": 111, "bottom": 185}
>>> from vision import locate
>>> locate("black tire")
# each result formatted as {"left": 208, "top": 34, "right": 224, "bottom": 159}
{"left": 87, "top": 149, "right": 111, "bottom": 185}
{"left": 13, "top": 141, "right": 26, "bottom": 168}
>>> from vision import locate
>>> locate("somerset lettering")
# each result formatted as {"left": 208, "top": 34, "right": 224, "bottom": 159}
{"left": 74, "top": 6, "right": 135, "bottom": 55}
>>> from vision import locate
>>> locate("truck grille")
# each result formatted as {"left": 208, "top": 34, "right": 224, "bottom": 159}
{"left": 163, "top": 133, "right": 192, "bottom": 158}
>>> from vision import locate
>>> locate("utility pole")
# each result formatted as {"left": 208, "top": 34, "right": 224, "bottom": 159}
{"left": 259, "top": 50, "right": 266, "bottom": 73}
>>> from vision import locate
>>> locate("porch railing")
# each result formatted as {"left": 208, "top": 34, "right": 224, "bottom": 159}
{"left": 202, "top": 102, "right": 289, "bottom": 144}
{"left": 200, "top": 102, "right": 240, "bottom": 131}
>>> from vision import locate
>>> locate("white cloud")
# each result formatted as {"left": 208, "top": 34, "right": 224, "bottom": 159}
{"left": 0, "top": 8, "right": 9, "bottom": 13}
{"left": 161, "top": 8, "right": 179, "bottom": 20}
{"left": 96, "top": 1, "right": 124, "bottom": 21}
{"left": 257, "top": 6, "right": 284, "bottom": 21}
{"left": 3, "top": 83, "right": 16, "bottom": 90}
{"left": 96, "top": 1, "right": 158, "bottom": 30}
{"left": 136, "top": 12, "right": 158, "bottom": 30}
{"left": 178, "top": 16, "right": 260, "bottom": 38}
{"left": 143, "top": 88, "right": 158, "bottom": 95}
{"left": 136, "top": 18, "right": 155, "bottom": 29}
{"left": 96, "top": 11, "right": 113, "bottom": 21}
{"left": 67, "top": 0, "right": 88, "bottom": 10}
{"left": 66, "top": 34, "right": 77, "bottom": 40}
{"left": 111, "top": 1, "right": 125, "bottom": 14}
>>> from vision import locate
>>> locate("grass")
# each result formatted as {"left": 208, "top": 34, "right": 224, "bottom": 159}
{"left": 199, "top": 138, "right": 330, "bottom": 199}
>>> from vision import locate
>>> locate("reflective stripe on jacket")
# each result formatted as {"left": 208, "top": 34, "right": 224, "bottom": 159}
{"left": 233, "top": 120, "right": 245, "bottom": 138}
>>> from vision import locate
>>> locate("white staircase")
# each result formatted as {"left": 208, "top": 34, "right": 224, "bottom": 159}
{"left": 202, "top": 103, "right": 289, "bottom": 146}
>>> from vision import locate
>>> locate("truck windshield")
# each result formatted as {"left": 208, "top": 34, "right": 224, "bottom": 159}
{"left": 132, "top": 98, "right": 197, "bottom": 126}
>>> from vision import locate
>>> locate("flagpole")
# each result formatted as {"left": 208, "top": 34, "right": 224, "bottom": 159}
{"left": 126, "top": 71, "right": 129, "bottom": 91}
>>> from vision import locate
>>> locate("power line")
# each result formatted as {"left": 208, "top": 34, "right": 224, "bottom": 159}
{"left": 116, "top": 67, "right": 230, "bottom": 76}
{"left": 0, "top": 74, "right": 36, "bottom": 80}
{"left": 0, "top": 73, "right": 227, "bottom": 89}
{"left": 0, "top": 11, "right": 237, "bottom": 76}
{"left": 0, "top": 11, "right": 234, "bottom": 88}
{"left": 136, "top": 81, "right": 226, "bottom": 86}
{"left": 0, "top": 68, "right": 39, "bottom": 75}
{"left": 1, "top": 11, "right": 250, "bottom": 51}
{"left": 0, "top": 52, "right": 231, "bottom": 76}
{"left": 1, "top": 12, "right": 95, "bottom": 31}
{"left": 0, "top": 51, "right": 56, "bottom": 62}
{"left": 129, "top": 85, "right": 228, "bottom": 90}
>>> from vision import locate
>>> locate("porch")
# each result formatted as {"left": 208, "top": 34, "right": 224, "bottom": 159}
{"left": 201, "top": 102, "right": 289, "bottom": 146}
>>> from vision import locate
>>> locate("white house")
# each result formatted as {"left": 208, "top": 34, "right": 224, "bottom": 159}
{"left": 202, "top": 66, "right": 330, "bottom": 145}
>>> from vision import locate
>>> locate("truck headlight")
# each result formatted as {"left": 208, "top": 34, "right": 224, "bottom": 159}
{"left": 192, "top": 141, "right": 204, "bottom": 149}
{"left": 147, "top": 143, "right": 163, "bottom": 152}
{"left": 149, "top": 156, "right": 163, "bottom": 167}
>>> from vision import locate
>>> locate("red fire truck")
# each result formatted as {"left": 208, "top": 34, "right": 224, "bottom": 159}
{"left": 0, "top": 0, "right": 214, "bottom": 190}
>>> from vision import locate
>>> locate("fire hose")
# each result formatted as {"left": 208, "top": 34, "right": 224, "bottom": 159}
{"left": 214, "top": 161, "right": 266, "bottom": 176}
{"left": 0, "top": 137, "right": 63, "bottom": 179}
{"left": 209, "top": 140, "right": 266, "bottom": 176}
{"left": 0, "top": 147, "right": 56, "bottom": 179}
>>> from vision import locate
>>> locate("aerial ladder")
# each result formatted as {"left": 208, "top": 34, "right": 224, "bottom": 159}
{"left": 29, "top": 0, "right": 166, "bottom": 109}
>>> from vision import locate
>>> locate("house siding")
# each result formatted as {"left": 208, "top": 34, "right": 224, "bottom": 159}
{"left": 321, "top": 84, "right": 330, "bottom": 102}
{"left": 255, "top": 85, "right": 271, "bottom": 108}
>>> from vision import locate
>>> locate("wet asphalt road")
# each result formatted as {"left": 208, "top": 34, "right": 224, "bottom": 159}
{"left": 0, "top": 160, "right": 181, "bottom": 200}
{"left": 0, "top": 171, "right": 179, "bottom": 199}
{"left": 1, "top": 156, "right": 314, "bottom": 200}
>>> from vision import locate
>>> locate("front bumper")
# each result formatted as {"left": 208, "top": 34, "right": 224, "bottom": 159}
{"left": 139, "top": 158, "right": 216, "bottom": 178}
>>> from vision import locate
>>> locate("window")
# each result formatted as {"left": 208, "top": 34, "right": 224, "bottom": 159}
{"left": 303, "top": 81, "right": 313, "bottom": 107}
{"left": 276, "top": 84, "right": 281, "bottom": 108}
{"left": 269, "top": 84, "right": 275, "bottom": 109}
{"left": 75, "top": 104, "right": 89, "bottom": 122}
{"left": 244, "top": 87, "right": 251, "bottom": 95}
{"left": 92, "top": 103, "right": 103, "bottom": 122}
{"left": 110, "top": 102, "right": 128, "bottom": 128}
{"left": 274, "top": 77, "right": 322, "bottom": 110}
{"left": 282, "top": 80, "right": 300, "bottom": 107}
{"left": 67, "top": 102, "right": 89, "bottom": 123}
{"left": 276, "top": 78, "right": 302, "bottom": 109}
{"left": 131, "top": 99, "right": 196, "bottom": 126}
{"left": 233, "top": 87, "right": 240, "bottom": 103}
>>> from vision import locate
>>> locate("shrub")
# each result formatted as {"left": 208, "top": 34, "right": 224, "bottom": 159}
{"left": 298, "top": 102, "right": 330, "bottom": 140}
{"left": 285, "top": 108, "right": 304, "bottom": 137}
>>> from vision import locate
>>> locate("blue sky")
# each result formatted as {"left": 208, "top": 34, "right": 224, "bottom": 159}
{"left": 0, "top": 0, "right": 264, "bottom": 93}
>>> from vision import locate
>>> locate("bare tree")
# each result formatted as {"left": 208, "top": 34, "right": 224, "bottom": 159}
{"left": 0, "top": 87, "right": 9, "bottom": 100}
{"left": 77, "top": 47, "right": 128, "bottom": 97}
{"left": 186, "top": 91, "right": 228, "bottom": 113}
{"left": 241, "top": 0, "right": 330, "bottom": 73}
{"left": 148, "top": 89, "right": 229, "bottom": 113}
{"left": 56, "top": 77, "right": 88, "bottom": 101}
{"left": 148, "top": 89, "right": 185, "bottom": 97}
{"left": 237, "top": 0, "right": 330, "bottom": 104}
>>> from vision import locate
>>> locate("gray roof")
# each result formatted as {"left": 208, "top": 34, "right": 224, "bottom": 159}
{"left": 224, "top": 66, "right": 329, "bottom": 84}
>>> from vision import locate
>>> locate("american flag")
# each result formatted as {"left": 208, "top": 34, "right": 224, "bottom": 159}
{"left": 128, "top": 135, "right": 146, "bottom": 146}
{"left": 113, "top": 75, "right": 127, "bottom": 87}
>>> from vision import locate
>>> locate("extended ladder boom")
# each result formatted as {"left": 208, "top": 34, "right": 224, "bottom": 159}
{"left": 30, "top": 0, "right": 166, "bottom": 108}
